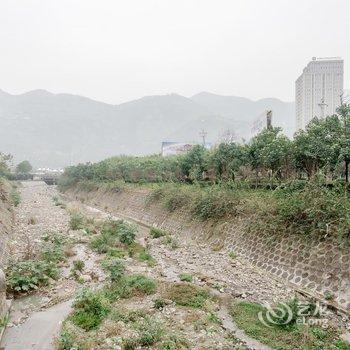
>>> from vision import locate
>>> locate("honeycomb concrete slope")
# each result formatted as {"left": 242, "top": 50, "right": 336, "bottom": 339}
{"left": 66, "top": 186, "right": 350, "bottom": 311}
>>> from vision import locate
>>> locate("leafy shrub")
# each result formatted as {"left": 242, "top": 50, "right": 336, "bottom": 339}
{"left": 70, "top": 289, "right": 110, "bottom": 331}
{"left": 165, "top": 283, "right": 210, "bottom": 308}
{"left": 6, "top": 260, "right": 58, "bottom": 293}
{"left": 192, "top": 190, "right": 240, "bottom": 221}
{"left": 69, "top": 213, "right": 84, "bottom": 230}
{"left": 41, "top": 244, "right": 65, "bottom": 263}
{"left": 269, "top": 298, "right": 300, "bottom": 328}
{"left": 145, "top": 188, "right": 165, "bottom": 205}
{"left": 118, "top": 222, "right": 137, "bottom": 245}
{"left": 121, "top": 315, "right": 165, "bottom": 348}
{"left": 122, "top": 337, "right": 139, "bottom": 350}
{"left": 101, "top": 258, "right": 125, "bottom": 282}
{"left": 150, "top": 227, "right": 166, "bottom": 239}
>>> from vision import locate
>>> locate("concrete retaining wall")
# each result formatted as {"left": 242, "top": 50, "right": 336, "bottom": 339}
{"left": 66, "top": 186, "right": 350, "bottom": 311}
{"left": 0, "top": 179, "right": 13, "bottom": 320}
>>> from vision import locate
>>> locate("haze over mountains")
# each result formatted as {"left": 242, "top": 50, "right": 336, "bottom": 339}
{"left": 0, "top": 89, "right": 295, "bottom": 168}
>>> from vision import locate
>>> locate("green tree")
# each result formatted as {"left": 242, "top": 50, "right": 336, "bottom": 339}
{"left": 179, "top": 145, "right": 207, "bottom": 182}
{"left": 248, "top": 127, "right": 291, "bottom": 186}
{"left": 337, "top": 103, "right": 350, "bottom": 182}
{"left": 0, "top": 153, "right": 12, "bottom": 176}
{"left": 209, "top": 142, "right": 247, "bottom": 181}
{"left": 15, "top": 160, "right": 33, "bottom": 174}
{"left": 293, "top": 116, "right": 341, "bottom": 179}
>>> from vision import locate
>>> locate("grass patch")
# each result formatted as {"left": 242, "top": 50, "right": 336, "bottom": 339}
{"left": 105, "top": 274, "right": 156, "bottom": 301}
{"left": 164, "top": 283, "right": 210, "bottom": 308}
{"left": 179, "top": 273, "right": 193, "bottom": 283}
{"left": 58, "top": 322, "right": 94, "bottom": 350}
{"left": 230, "top": 300, "right": 349, "bottom": 350}
{"left": 106, "top": 247, "right": 126, "bottom": 258}
{"left": 138, "top": 249, "right": 156, "bottom": 266}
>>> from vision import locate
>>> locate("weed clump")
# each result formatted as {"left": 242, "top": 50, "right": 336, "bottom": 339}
{"left": 69, "top": 212, "right": 84, "bottom": 230}
{"left": 10, "top": 187, "right": 20, "bottom": 207}
{"left": 150, "top": 227, "right": 167, "bottom": 239}
{"left": 69, "top": 289, "right": 110, "bottom": 331}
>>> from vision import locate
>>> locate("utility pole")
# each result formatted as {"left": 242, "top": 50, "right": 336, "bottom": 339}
{"left": 266, "top": 110, "right": 273, "bottom": 129}
{"left": 199, "top": 129, "right": 207, "bottom": 147}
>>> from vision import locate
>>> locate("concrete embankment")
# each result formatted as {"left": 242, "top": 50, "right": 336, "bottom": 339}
{"left": 64, "top": 185, "right": 350, "bottom": 312}
{"left": 0, "top": 179, "right": 13, "bottom": 320}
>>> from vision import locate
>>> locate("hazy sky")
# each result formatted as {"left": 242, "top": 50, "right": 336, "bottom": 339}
{"left": 1, "top": 0, "right": 349, "bottom": 104}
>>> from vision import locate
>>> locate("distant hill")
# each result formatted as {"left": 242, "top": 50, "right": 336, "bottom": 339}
{"left": 0, "top": 89, "right": 295, "bottom": 168}
{"left": 191, "top": 92, "right": 295, "bottom": 138}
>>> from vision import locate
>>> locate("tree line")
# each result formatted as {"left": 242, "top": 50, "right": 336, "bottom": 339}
{"left": 62, "top": 104, "right": 350, "bottom": 187}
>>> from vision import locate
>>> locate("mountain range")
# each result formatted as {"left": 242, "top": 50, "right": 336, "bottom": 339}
{"left": 0, "top": 89, "right": 295, "bottom": 168}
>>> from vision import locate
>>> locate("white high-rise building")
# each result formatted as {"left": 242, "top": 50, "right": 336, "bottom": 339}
{"left": 295, "top": 57, "right": 343, "bottom": 130}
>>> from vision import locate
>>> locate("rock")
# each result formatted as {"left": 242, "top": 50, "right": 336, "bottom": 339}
{"left": 81, "top": 274, "right": 92, "bottom": 282}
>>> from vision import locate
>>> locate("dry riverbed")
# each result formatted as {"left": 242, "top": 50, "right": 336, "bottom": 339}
{"left": 1, "top": 182, "right": 350, "bottom": 350}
